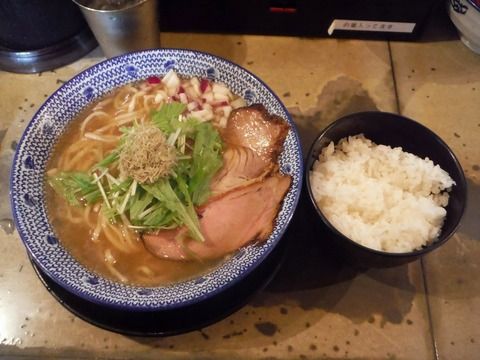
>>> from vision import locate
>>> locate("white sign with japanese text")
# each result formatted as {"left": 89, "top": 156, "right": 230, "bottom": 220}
{"left": 327, "top": 20, "right": 416, "bottom": 35}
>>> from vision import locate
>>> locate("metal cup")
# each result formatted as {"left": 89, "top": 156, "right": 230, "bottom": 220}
{"left": 73, "top": 0, "right": 160, "bottom": 58}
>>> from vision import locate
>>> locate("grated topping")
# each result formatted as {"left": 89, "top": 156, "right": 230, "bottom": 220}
{"left": 119, "top": 124, "right": 176, "bottom": 184}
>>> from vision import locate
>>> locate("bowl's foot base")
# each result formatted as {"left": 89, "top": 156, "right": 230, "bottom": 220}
{"left": 459, "top": 33, "right": 480, "bottom": 55}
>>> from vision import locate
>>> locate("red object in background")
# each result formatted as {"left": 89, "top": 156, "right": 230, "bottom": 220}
{"left": 269, "top": 7, "right": 297, "bottom": 13}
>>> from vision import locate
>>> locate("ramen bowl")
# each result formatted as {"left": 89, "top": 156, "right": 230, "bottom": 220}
{"left": 10, "top": 49, "right": 303, "bottom": 311}
{"left": 305, "top": 111, "right": 467, "bottom": 267}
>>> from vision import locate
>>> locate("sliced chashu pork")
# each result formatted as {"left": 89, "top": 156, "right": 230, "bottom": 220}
{"left": 143, "top": 174, "right": 292, "bottom": 260}
{"left": 221, "top": 104, "right": 290, "bottom": 163}
{"left": 210, "top": 145, "right": 274, "bottom": 196}
{"left": 211, "top": 104, "right": 290, "bottom": 195}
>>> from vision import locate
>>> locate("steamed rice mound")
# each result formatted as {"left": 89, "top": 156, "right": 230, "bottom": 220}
{"left": 310, "top": 134, "right": 456, "bottom": 253}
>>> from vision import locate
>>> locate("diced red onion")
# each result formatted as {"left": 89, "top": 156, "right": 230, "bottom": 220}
{"left": 211, "top": 100, "right": 229, "bottom": 107}
{"left": 202, "top": 92, "right": 214, "bottom": 103}
{"left": 200, "top": 79, "right": 210, "bottom": 93}
{"left": 230, "top": 97, "right": 247, "bottom": 109}
{"left": 179, "top": 93, "right": 188, "bottom": 104}
{"left": 147, "top": 76, "right": 161, "bottom": 84}
{"left": 187, "top": 102, "right": 198, "bottom": 111}
{"left": 212, "top": 83, "right": 231, "bottom": 96}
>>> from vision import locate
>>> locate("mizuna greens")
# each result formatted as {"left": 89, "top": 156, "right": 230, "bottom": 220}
{"left": 48, "top": 102, "right": 223, "bottom": 242}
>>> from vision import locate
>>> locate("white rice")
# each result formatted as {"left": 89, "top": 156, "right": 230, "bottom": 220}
{"left": 309, "top": 134, "right": 456, "bottom": 253}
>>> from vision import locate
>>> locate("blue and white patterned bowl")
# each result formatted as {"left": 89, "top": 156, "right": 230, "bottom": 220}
{"left": 448, "top": 0, "right": 480, "bottom": 54}
{"left": 10, "top": 49, "right": 303, "bottom": 311}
